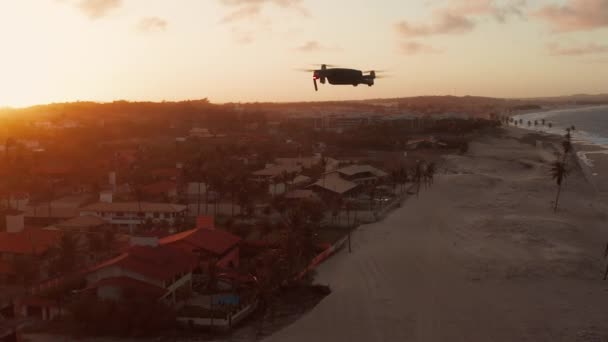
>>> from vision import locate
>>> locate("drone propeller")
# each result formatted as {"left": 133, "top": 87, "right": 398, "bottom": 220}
{"left": 295, "top": 68, "right": 317, "bottom": 72}
{"left": 312, "top": 64, "right": 338, "bottom": 68}
{"left": 364, "top": 70, "right": 388, "bottom": 73}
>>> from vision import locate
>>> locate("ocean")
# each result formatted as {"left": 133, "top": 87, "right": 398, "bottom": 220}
{"left": 513, "top": 105, "right": 608, "bottom": 189}
{"left": 513, "top": 105, "right": 608, "bottom": 147}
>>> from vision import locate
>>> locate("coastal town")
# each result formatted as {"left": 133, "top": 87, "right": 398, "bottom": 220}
{"left": 0, "top": 95, "right": 607, "bottom": 341}
{"left": 0, "top": 97, "right": 503, "bottom": 339}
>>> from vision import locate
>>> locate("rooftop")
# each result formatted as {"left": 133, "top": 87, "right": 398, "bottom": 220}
{"left": 81, "top": 202, "right": 187, "bottom": 213}
{"left": 88, "top": 245, "right": 197, "bottom": 282}
{"left": 90, "top": 276, "right": 167, "bottom": 299}
{"left": 0, "top": 228, "right": 62, "bottom": 256}
{"left": 308, "top": 174, "right": 359, "bottom": 195}
{"left": 54, "top": 215, "right": 108, "bottom": 230}
{"left": 160, "top": 228, "right": 241, "bottom": 256}
{"left": 334, "top": 164, "right": 388, "bottom": 178}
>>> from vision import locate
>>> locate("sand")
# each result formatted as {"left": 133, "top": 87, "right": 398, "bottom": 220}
{"left": 264, "top": 127, "right": 608, "bottom": 342}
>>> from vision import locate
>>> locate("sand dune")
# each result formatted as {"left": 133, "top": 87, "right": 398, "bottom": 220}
{"left": 265, "top": 127, "right": 608, "bottom": 342}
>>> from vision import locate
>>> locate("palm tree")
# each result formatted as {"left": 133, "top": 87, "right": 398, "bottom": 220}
{"left": 412, "top": 162, "right": 424, "bottom": 198}
{"left": 548, "top": 122, "right": 553, "bottom": 128}
{"left": 550, "top": 160, "right": 569, "bottom": 212}
{"left": 541, "top": 119, "right": 546, "bottom": 125}
{"left": 424, "top": 162, "right": 437, "bottom": 187}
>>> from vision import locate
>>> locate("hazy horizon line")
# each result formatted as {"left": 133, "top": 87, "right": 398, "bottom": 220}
{"left": 2, "top": 93, "right": 608, "bottom": 110}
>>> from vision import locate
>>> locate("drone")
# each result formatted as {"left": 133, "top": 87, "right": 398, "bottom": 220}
{"left": 300, "top": 64, "right": 386, "bottom": 91}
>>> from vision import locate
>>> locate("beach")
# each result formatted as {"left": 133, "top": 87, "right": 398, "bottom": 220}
{"left": 512, "top": 105, "right": 608, "bottom": 193}
{"left": 264, "top": 127, "right": 608, "bottom": 342}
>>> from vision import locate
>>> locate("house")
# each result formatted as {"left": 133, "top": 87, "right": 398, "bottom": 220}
{"left": 326, "top": 164, "right": 388, "bottom": 185}
{"left": 79, "top": 202, "right": 188, "bottom": 230}
{"left": 160, "top": 227, "right": 241, "bottom": 269}
{"left": 0, "top": 210, "right": 62, "bottom": 283}
{"left": 141, "top": 181, "right": 178, "bottom": 200}
{"left": 24, "top": 194, "right": 93, "bottom": 225}
{"left": 308, "top": 173, "right": 360, "bottom": 198}
{"left": 252, "top": 164, "right": 302, "bottom": 182}
{"left": 85, "top": 239, "right": 198, "bottom": 303}
{"left": 266, "top": 174, "right": 312, "bottom": 197}
{"left": 52, "top": 215, "right": 109, "bottom": 233}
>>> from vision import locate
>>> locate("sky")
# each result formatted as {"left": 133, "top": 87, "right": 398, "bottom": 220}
{"left": 0, "top": 0, "right": 607, "bottom": 107}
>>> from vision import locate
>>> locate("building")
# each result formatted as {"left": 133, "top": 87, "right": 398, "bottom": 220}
{"left": 141, "top": 181, "right": 178, "bottom": 201}
{"left": 0, "top": 211, "right": 62, "bottom": 284}
{"left": 326, "top": 164, "right": 388, "bottom": 185}
{"left": 159, "top": 227, "right": 241, "bottom": 269}
{"left": 251, "top": 164, "right": 302, "bottom": 183}
{"left": 52, "top": 215, "right": 109, "bottom": 233}
{"left": 85, "top": 241, "right": 198, "bottom": 303}
{"left": 79, "top": 202, "right": 187, "bottom": 230}
{"left": 308, "top": 173, "right": 360, "bottom": 198}
{"left": 24, "top": 194, "right": 93, "bottom": 225}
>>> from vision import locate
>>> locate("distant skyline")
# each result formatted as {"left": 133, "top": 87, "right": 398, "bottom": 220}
{"left": 1, "top": 0, "right": 607, "bottom": 107}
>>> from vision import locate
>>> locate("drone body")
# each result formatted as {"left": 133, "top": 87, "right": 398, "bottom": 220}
{"left": 308, "top": 64, "right": 380, "bottom": 91}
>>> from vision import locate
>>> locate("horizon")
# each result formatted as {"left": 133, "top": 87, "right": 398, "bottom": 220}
{"left": 1, "top": 0, "right": 607, "bottom": 107}
{"left": 2, "top": 92, "right": 608, "bottom": 111}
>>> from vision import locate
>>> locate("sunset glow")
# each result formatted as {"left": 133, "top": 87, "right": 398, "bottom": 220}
{"left": 0, "top": 0, "right": 607, "bottom": 107}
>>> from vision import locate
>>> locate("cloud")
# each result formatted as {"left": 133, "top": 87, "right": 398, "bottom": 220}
{"left": 534, "top": 0, "right": 608, "bottom": 32}
{"left": 447, "top": 0, "right": 527, "bottom": 22}
{"left": 75, "top": 0, "right": 122, "bottom": 19}
{"left": 221, "top": 5, "right": 262, "bottom": 23}
{"left": 219, "top": 0, "right": 308, "bottom": 22}
{"left": 396, "top": 13, "right": 475, "bottom": 37}
{"left": 137, "top": 17, "right": 168, "bottom": 33}
{"left": 396, "top": 0, "right": 526, "bottom": 38}
{"left": 294, "top": 41, "right": 340, "bottom": 52}
{"left": 399, "top": 42, "right": 442, "bottom": 55}
{"left": 219, "top": 0, "right": 309, "bottom": 44}
{"left": 547, "top": 42, "right": 608, "bottom": 56}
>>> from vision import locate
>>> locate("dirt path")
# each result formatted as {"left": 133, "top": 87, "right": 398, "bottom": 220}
{"left": 264, "top": 130, "right": 608, "bottom": 342}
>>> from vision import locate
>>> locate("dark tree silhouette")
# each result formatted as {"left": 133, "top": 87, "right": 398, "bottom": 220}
{"left": 550, "top": 160, "right": 569, "bottom": 212}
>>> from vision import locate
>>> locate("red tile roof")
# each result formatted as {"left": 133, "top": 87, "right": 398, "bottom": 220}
{"left": 160, "top": 228, "right": 241, "bottom": 256}
{"left": 196, "top": 216, "right": 214, "bottom": 230}
{"left": 0, "top": 229, "right": 62, "bottom": 256}
{"left": 92, "top": 276, "right": 167, "bottom": 299}
{"left": 88, "top": 245, "right": 197, "bottom": 282}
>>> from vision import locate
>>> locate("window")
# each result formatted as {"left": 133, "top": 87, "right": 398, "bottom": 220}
{"left": 116, "top": 212, "right": 124, "bottom": 217}
{"left": 154, "top": 212, "right": 160, "bottom": 218}
{"left": 137, "top": 212, "right": 145, "bottom": 217}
